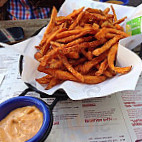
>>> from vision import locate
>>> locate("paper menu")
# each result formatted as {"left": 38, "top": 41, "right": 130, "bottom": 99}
{"left": 0, "top": 0, "right": 142, "bottom": 100}
{"left": 45, "top": 75, "right": 142, "bottom": 142}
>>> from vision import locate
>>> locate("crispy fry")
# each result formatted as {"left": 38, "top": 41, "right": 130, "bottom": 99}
{"left": 67, "top": 52, "right": 80, "bottom": 59}
{"left": 96, "top": 64, "right": 113, "bottom": 78}
{"left": 50, "top": 41, "right": 63, "bottom": 47}
{"left": 58, "top": 53, "right": 84, "bottom": 82}
{"left": 65, "top": 36, "right": 93, "bottom": 48}
{"left": 43, "top": 68, "right": 78, "bottom": 81}
{"left": 87, "top": 51, "right": 93, "bottom": 60}
{"left": 115, "top": 24, "right": 124, "bottom": 31}
{"left": 83, "top": 75, "right": 106, "bottom": 84}
{"left": 105, "top": 33, "right": 116, "bottom": 39}
{"left": 110, "top": 5, "right": 117, "bottom": 22}
{"left": 95, "top": 59, "right": 108, "bottom": 76}
{"left": 34, "top": 52, "right": 43, "bottom": 61}
{"left": 114, "top": 16, "right": 127, "bottom": 25}
{"left": 86, "top": 8, "right": 103, "bottom": 14}
{"left": 92, "top": 23, "right": 100, "bottom": 29}
{"left": 95, "top": 27, "right": 107, "bottom": 40}
{"left": 45, "top": 78, "right": 61, "bottom": 90}
{"left": 103, "top": 8, "right": 110, "bottom": 14}
{"left": 36, "top": 75, "right": 52, "bottom": 84}
{"left": 39, "top": 46, "right": 63, "bottom": 67}
{"left": 69, "top": 11, "right": 85, "bottom": 30}
{"left": 75, "top": 51, "right": 108, "bottom": 74}
{"left": 55, "top": 16, "right": 72, "bottom": 23}
{"left": 57, "top": 27, "right": 98, "bottom": 43}
{"left": 40, "top": 24, "right": 65, "bottom": 55}
{"left": 62, "top": 39, "right": 106, "bottom": 54}
{"left": 95, "top": 27, "right": 128, "bottom": 40}
{"left": 49, "top": 59, "right": 63, "bottom": 69}
{"left": 69, "top": 58, "right": 86, "bottom": 66}
{"left": 101, "top": 21, "right": 114, "bottom": 28}
{"left": 35, "top": 46, "right": 41, "bottom": 50}
{"left": 106, "top": 28, "right": 129, "bottom": 37}
{"left": 93, "top": 35, "right": 123, "bottom": 56}
{"left": 67, "top": 7, "right": 85, "bottom": 18}
{"left": 56, "top": 29, "right": 82, "bottom": 39}
{"left": 85, "top": 11, "right": 107, "bottom": 21}
{"left": 108, "top": 43, "right": 132, "bottom": 74}
{"left": 39, "top": 7, "right": 57, "bottom": 47}
{"left": 106, "top": 14, "right": 114, "bottom": 19}
{"left": 81, "top": 49, "right": 92, "bottom": 60}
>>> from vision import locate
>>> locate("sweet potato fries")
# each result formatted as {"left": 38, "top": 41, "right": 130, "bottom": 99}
{"left": 34, "top": 6, "right": 131, "bottom": 90}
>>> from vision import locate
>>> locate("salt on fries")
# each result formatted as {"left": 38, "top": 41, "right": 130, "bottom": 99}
{"left": 34, "top": 6, "right": 131, "bottom": 90}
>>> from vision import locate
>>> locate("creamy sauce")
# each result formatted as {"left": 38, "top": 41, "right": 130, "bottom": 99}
{"left": 0, "top": 106, "right": 43, "bottom": 142}
{"left": 106, "top": 0, "right": 124, "bottom": 4}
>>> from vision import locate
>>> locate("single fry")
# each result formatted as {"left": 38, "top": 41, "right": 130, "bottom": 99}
{"left": 108, "top": 43, "right": 132, "bottom": 74}
{"left": 75, "top": 51, "right": 108, "bottom": 74}
{"left": 105, "top": 33, "right": 116, "bottom": 39}
{"left": 67, "top": 7, "right": 85, "bottom": 18}
{"left": 85, "top": 11, "right": 107, "bottom": 21}
{"left": 45, "top": 78, "right": 61, "bottom": 90}
{"left": 64, "top": 36, "right": 93, "bottom": 48}
{"left": 92, "top": 23, "right": 100, "bottom": 29}
{"left": 96, "top": 64, "right": 113, "bottom": 78}
{"left": 93, "top": 35, "right": 123, "bottom": 56}
{"left": 67, "top": 52, "right": 80, "bottom": 59}
{"left": 56, "top": 29, "right": 82, "bottom": 39}
{"left": 58, "top": 53, "right": 84, "bottom": 82}
{"left": 113, "top": 16, "right": 127, "bottom": 25}
{"left": 95, "top": 59, "right": 108, "bottom": 76}
{"left": 50, "top": 41, "right": 63, "bottom": 47}
{"left": 69, "top": 11, "right": 85, "bottom": 30}
{"left": 36, "top": 75, "right": 52, "bottom": 84}
{"left": 69, "top": 58, "right": 86, "bottom": 66}
{"left": 106, "top": 28, "right": 129, "bottom": 37}
{"left": 40, "top": 24, "right": 65, "bottom": 55}
{"left": 81, "top": 49, "right": 92, "bottom": 60}
{"left": 39, "top": 7, "right": 57, "bottom": 47}
{"left": 115, "top": 24, "right": 124, "bottom": 31}
{"left": 83, "top": 75, "right": 106, "bottom": 84}
{"left": 95, "top": 27, "right": 107, "bottom": 40}
{"left": 49, "top": 59, "right": 63, "bottom": 69}
{"left": 103, "top": 7, "right": 110, "bottom": 14}
{"left": 43, "top": 68, "right": 78, "bottom": 81}
{"left": 34, "top": 52, "right": 43, "bottom": 61}
{"left": 110, "top": 5, "right": 117, "bottom": 22}
{"left": 86, "top": 8, "right": 103, "bottom": 14}
{"left": 55, "top": 16, "right": 72, "bottom": 23}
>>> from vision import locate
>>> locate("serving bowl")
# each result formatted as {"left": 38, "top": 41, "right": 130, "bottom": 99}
{"left": 0, "top": 96, "right": 53, "bottom": 142}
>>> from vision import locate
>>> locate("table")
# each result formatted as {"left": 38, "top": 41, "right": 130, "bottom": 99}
{"left": 0, "top": 19, "right": 50, "bottom": 39}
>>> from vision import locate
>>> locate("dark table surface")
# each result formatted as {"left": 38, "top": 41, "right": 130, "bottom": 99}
{"left": 129, "top": 0, "right": 141, "bottom": 6}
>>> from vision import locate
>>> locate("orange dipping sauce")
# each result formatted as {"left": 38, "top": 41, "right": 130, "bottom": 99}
{"left": 0, "top": 106, "right": 43, "bottom": 142}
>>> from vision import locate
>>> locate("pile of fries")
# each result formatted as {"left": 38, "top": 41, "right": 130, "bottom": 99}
{"left": 35, "top": 6, "right": 132, "bottom": 90}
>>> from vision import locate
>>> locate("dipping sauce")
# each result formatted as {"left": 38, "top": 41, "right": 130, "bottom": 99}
{"left": 106, "top": 0, "right": 124, "bottom": 4}
{"left": 0, "top": 106, "right": 43, "bottom": 142}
